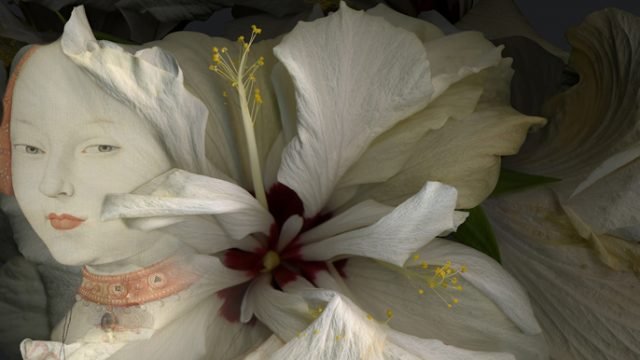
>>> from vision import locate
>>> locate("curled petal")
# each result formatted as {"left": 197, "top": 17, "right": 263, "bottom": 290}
{"left": 301, "top": 182, "right": 458, "bottom": 266}
{"left": 102, "top": 169, "right": 273, "bottom": 240}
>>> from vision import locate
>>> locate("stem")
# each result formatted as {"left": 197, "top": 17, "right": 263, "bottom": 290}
{"left": 237, "top": 57, "right": 268, "bottom": 209}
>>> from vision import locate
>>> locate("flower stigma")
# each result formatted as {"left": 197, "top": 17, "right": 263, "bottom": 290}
{"left": 209, "top": 25, "right": 268, "bottom": 209}
{"left": 261, "top": 250, "right": 281, "bottom": 272}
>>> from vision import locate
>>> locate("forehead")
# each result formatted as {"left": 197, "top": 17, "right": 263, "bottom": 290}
{"left": 11, "top": 43, "right": 145, "bottom": 130}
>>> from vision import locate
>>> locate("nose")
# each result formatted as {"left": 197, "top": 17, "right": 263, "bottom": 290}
{"left": 39, "top": 155, "right": 75, "bottom": 198}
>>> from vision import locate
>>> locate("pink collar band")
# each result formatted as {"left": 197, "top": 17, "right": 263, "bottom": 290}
{"left": 78, "top": 257, "right": 199, "bottom": 307}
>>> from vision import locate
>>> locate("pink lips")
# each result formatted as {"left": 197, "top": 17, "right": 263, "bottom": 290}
{"left": 47, "top": 213, "right": 85, "bottom": 230}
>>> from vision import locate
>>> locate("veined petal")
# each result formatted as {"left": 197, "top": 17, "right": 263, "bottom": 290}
{"left": 366, "top": 4, "right": 444, "bottom": 44}
{"left": 424, "top": 31, "right": 503, "bottom": 98}
{"left": 385, "top": 329, "right": 515, "bottom": 360}
{"left": 363, "top": 105, "right": 544, "bottom": 209}
{"left": 268, "top": 290, "right": 387, "bottom": 360}
{"left": 300, "top": 200, "right": 393, "bottom": 245}
{"left": 274, "top": 2, "right": 432, "bottom": 217}
{"left": 300, "top": 182, "right": 457, "bottom": 266}
{"left": 408, "top": 239, "right": 541, "bottom": 335}
{"left": 342, "top": 258, "right": 547, "bottom": 360}
{"left": 102, "top": 169, "right": 273, "bottom": 240}
{"left": 337, "top": 71, "right": 485, "bottom": 189}
{"left": 125, "top": 215, "right": 260, "bottom": 253}
{"left": 241, "top": 275, "right": 312, "bottom": 340}
{"left": 485, "top": 191, "right": 640, "bottom": 359}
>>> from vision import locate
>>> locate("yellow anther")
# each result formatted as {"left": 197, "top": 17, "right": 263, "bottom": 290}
{"left": 452, "top": 298, "right": 459, "bottom": 304}
{"left": 460, "top": 265, "right": 467, "bottom": 273}
{"left": 221, "top": 47, "right": 228, "bottom": 53}
{"left": 257, "top": 56, "right": 265, "bottom": 66}
{"left": 451, "top": 277, "right": 458, "bottom": 284}
{"left": 251, "top": 24, "right": 262, "bottom": 34}
{"left": 447, "top": 304, "right": 453, "bottom": 309}
{"left": 261, "top": 250, "right": 280, "bottom": 272}
{"left": 421, "top": 261, "right": 429, "bottom": 269}
{"left": 412, "top": 254, "right": 420, "bottom": 261}
{"left": 418, "top": 288, "right": 425, "bottom": 295}
{"left": 208, "top": 65, "right": 217, "bottom": 72}
{"left": 386, "top": 308, "right": 393, "bottom": 319}
{"left": 222, "top": 91, "right": 228, "bottom": 97}
{"left": 237, "top": 35, "right": 245, "bottom": 43}
{"left": 366, "top": 314, "right": 373, "bottom": 320}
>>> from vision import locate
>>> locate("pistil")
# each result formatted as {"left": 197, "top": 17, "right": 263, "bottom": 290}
{"left": 209, "top": 25, "right": 268, "bottom": 208}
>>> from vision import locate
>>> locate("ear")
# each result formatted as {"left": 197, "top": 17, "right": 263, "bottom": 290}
{"left": 60, "top": 6, "right": 97, "bottom": 57}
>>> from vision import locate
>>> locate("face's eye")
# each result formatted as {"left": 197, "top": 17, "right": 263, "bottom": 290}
{"left": 83, "top": 145, "right": 120, "bottom": 154}
{"left": 14, "top": 144, "right": 45, "bottom": 155}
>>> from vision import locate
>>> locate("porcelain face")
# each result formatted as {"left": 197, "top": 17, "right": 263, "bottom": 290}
{"left": 10, "top": 46, "right": 173, "bottom": 266}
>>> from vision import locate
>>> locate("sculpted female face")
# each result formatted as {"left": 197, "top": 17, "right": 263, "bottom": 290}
{"left": 10, "top": 44, "right": 173, "bottom": 266}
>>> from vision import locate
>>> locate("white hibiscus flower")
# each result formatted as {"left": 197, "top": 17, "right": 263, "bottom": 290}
{"left": 74, "top": 2, "right": 547, "bottom": 358}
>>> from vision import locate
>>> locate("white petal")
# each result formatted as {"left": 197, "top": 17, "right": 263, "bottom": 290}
{"left": 277, "top": 215, "right": 303, "bottom": 251}
{"left": 300, "top": 200, "right": 393, "bottom": 245}
{"left": 301, "top": 182, "right": 457, "bottom": 266}
{"left": 485, "top": 192, "right": 640, "bottom": 359}
{"left": 241, "top": 336, "right": 285, "bottom": 360}
{"left": 241, "top": 275, "right": 311, "bottom": 340}
{"left": 269, "top": 290, "right": 387, "bottom": 360}
{"left": 386, "top": 329, "right": 515, "bottom": 360}
{"left": 102, "top": 169, "right": 273, "bottom": 240}
{"left": 126, "top": 215, "right": 259, "bottom": 253}
{"left": 362, "top": 105, "right": 544, "bottom": 209}
{"left": 337, "top": 71, "right": 484, "bottom": 188}
{"left": 408, "top": 238, "right": 541, "bottom": 335}
{"left": 571, "top": 144, "right": 640, "bottom": 197}
{"left": 342, "top": 258, "right": 547, "bottom": 360}
{"left": 275, "top": 3, "right": 432, "bottom": 217}
{"left": 366, "top": 4, "right": 444, "bottom": 44}
{"left": 424, "top": 31, "right": 503, "bottom": 98}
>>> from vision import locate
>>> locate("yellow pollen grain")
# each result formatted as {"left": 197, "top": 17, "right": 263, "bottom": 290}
{"left": 386, "top": 308, "right": 393, "bottom": 319}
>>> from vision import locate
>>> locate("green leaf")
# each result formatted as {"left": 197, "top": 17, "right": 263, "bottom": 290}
{"left": 453, "top": 206, "right": 501, "bottom": 263}
{"left": 491, "top": 168, "right": 560, "bottom": 197}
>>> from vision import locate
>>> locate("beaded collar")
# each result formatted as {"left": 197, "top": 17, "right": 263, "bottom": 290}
{"left": 78, "top": 257, "right": 199, "bottom": 307}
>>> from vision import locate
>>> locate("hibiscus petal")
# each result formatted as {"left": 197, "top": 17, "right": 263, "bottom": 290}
{"left": 385, "top": 329, "right": 515, "bottom": 360}
{"left": 125, "top": 215, "right": 260, "bottom": 253}
{"left": 486, "top": 191, "right": 640, "bottom": 359}
{"left": 267, "top": 290, "right": 387, "bottom": 359}
{"left": 366, "top": 4, "right": 444, "bottom": 44}
{"left": 337, "top": 71, "right": 485, "bottom": 189}
{"left": 102, "top": 169, "right": 273, "bottom": 240}
{"left": 240, "top": 275, "right": 312, "bottom": 340}
{"left": 112, "top": 294, "right": 270, "bottom": 360}
{"left": 274, "top": 2, "right": 433, "bottom": 217}
{"left": 363, "top": 105, "right": 544, "bottom": 209}
{"left": 408, "top": 238, "right": 541, "bottom": 335}
{"left": 342, "top": 257, "right": 547, "bottom": 360}
{"left": 424, "top": 31, "right": 503, "bottom": 98}
{"left": 300, "top": 182, "right": 457, "bottom": 266}
{"left": 300, "top": 200, "right": 393, "bottom": 245}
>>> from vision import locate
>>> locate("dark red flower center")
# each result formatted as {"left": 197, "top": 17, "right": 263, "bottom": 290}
{"left": 217, "top": 183, "right": 341, "bottom": 322}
